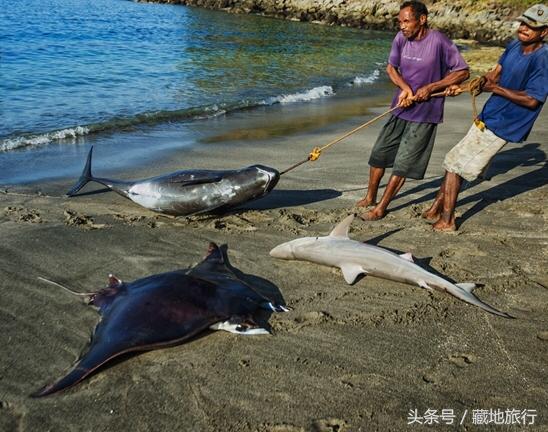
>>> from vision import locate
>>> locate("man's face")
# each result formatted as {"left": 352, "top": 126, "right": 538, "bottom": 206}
{"left": 398, "top": 7, "right": 426, "bottom": 40}
{"left": 517, "top": 22, "right": 547, "bottom": 44}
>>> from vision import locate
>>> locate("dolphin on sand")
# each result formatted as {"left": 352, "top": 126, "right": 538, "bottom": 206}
{"left": 270, "top": 215, "right": 511, "bottom": 318}
{"left": 67, "top": 147, "right": 279, "bottom": 216}
{"left": 33, "top": 242, "right": 290, "bottom": 397}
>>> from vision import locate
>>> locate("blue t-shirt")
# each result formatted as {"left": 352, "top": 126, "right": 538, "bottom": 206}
{"left": 479, "top": 40, "right": 547, "bottom": 142}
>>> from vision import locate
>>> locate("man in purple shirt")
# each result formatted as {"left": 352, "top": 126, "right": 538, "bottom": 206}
{"left": 357, "top": 1, "right": 469, "bottom": 221}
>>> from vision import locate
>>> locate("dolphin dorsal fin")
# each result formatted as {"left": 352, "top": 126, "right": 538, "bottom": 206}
{"left": 340, "top": 263, "right": 366, "bottom": 284}
{"left": 456, "top": 283, "right": 476, "bottom": 293}
{"left": 329, "top": 214, "right": 355, "bottom": 238}
{"left": 399, "top": 252, "right": 414, "bottom": 262}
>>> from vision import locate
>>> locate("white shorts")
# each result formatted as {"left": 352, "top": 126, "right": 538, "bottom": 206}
{"left": 443, "top": 123, "right": 507, "bottom": 182}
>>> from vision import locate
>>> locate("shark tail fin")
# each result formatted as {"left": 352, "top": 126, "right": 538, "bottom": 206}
{"left": 66, "top": 146, "right": 94, "bottom": 196}
{"left": 456, "top": 282, "right": 476, "bottom": 292}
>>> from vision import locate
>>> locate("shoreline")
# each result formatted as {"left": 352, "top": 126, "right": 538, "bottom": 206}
{"left": 140, "top": 0, "right": 524, "bottom": 44}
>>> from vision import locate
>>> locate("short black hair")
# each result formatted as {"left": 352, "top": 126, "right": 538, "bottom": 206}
{"left": 400, "top": 1, "right": 429, "bottom": 20}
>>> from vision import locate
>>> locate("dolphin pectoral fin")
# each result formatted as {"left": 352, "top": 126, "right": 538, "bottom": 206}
{"left": 456, "top": 283, "right": 476, "bottom": 292}
{"left": 399, "top": 252, "right": 414, "bottom": 262}
{"left": 168, "top": 173, "right": 224, "bottom": 186}
{"left": 340, "top": 264, "right": 366, "bottom": 285}
{"left": 329, "top": 214, "right": 355, "bottom": 238}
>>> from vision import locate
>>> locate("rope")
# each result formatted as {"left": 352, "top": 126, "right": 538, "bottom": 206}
{"left": 280, "top": 76, "right": 485, "bottom": 176}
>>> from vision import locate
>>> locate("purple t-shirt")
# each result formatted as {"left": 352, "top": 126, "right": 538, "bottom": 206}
{"left": 389, "top": 30, "right": 468, "bottom": 124}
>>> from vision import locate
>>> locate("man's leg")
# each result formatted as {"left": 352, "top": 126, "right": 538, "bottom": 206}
{"left": 361, "top": 120, "right": 437, "bottom": 221}
{"left": 422, "top": 173, "right": 447, "bottom": 221}
{"left": 360, "top": 174, "right": 405, "bottom": 221}
{"left": 357, "top": 116, "right": 402, "bottom": 207}
{"left": 356, "top": 166, "right": 385, "bottom": 207}
{"left": 432, "top": 171, "right": 462, "bottom": 231}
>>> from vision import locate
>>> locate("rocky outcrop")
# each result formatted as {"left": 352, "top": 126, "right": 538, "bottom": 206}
{"left": 141, "top": 0, "right": 521, "bottom": 44}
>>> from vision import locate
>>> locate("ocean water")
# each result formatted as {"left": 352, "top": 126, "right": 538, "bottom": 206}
{"left": 0, "top": 0, "right": 393, "bottom": 183}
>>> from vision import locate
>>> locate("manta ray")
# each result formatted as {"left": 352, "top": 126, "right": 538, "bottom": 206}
{"left": 33, "top": 243, "right": 289, "bottom": 397}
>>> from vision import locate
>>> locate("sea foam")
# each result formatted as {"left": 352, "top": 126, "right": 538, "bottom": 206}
{"left": 349, "top": 69, "right": 380, "bottom": 86}
{"left": 265, "top": 85, "right": 335, "bottom": 105}
{"left": 0, "top": 126, "right": 90, "bottom": 152}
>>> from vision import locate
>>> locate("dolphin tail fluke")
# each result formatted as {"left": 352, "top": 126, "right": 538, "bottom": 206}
{"left": 66, "top": 146, "right": 94, "bottom": 196}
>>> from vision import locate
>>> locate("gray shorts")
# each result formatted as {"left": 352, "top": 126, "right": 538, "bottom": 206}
{"left": 368, "top": 115, "right": 437, "bottom": 180}
{"left": 443, "top": 123, "right": 507, "bottom": 182}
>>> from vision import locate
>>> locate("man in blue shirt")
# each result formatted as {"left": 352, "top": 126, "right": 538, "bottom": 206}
{"left": 422, "top": 4, "right": 547, "bottom": 232}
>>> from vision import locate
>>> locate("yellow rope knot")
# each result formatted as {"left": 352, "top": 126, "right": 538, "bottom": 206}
{"left": 468, "top": 75, "right": 487, "bottom": 129}
{"left": 308, "top": 147, "right": 322, "bottom": 161}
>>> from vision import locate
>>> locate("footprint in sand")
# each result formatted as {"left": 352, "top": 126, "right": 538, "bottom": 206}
{"left": 259, "top": 424, "right": 304, "bottom": 432}
{"left": 4, "top": 206, "right": 42, "bottom": 223}
{"left": 64, "top": 209, "right": 107, "bottom": 230}
{"left": 448, "top": 353, "right": 478, "bottom": 368}
{"left": 537, "top": 331, "right": 548, "bottom": 341}
{"left": 208, "top": 215, "right": 257, "bottom": 232}
{"left": 312, "top": 418, "right": 348, "bottom": 432}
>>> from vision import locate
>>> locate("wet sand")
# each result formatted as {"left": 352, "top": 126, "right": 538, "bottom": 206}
{"left": 0, "top": 94, "right": 547, "bottom": 431}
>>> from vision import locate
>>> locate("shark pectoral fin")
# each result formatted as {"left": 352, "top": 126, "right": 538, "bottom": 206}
{"left": 418, "top": 280, "right": 434, "bottom": 292}
{"left": 340, "top": 264, "right": 366, "bottom": 285}
{"left": 329, "top": 214, "right": 355, "bottom": 238}
{"left": 456, "top": 283, "right": 476, "bottom": 293}
{"left": 399, "top": 252, "right": 414, "bottom": 262}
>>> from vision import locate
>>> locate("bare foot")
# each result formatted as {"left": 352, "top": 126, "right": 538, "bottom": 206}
{"left": 359, "top": 209, "right": 386, "bottom": 221}
{"left": 356, "top": 197, "right": 376, "bottom": 208}
{"left": 421, "top": 209, "right": 440, "bottom": 223}
{"left": 432, "top": 219, "right": 457, "bottom": 232}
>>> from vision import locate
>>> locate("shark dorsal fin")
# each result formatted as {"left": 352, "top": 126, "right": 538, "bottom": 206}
{"left": 456, "top": 283, "right": 476, "bottom": 293}
{"left": 399, "top": 252, "right": 414, "bottom": 262}
{"left": 340, "top": 263, "right": 366, "bottom": 284}
{"left": 329, "top": 214, "right": 355, "bottom": 238}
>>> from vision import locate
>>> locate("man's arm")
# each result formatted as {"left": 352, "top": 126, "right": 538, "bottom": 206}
{"left": 483, "top": 79, "right": 541, "bottom": 109}
{"left": 386, "top": 63, "right": 414, "bottom": 107}
{"left": 484, "top": 64, "right": 502, "bottom": 83}
{"left": 414, "top": 69, "right": 470, "bottom": 102}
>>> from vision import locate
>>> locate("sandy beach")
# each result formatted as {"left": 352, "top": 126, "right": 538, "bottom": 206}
{"left": 0, "top": 92, "right": 546, "bottom": 431}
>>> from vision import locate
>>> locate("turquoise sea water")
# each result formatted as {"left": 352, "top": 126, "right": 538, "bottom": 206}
{"left": 0, "top": 0, "right": 393, "bottom": 183}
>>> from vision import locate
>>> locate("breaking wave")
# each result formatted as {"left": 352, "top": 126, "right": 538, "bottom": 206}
{"left": 264, "top": 85, "right": 335, "bottom": 105}
{"left": 349, "top": 69, "right": 381, "bottom": 86}
{"left": 1, "top": 80, "right": 381, "bottom": 152}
